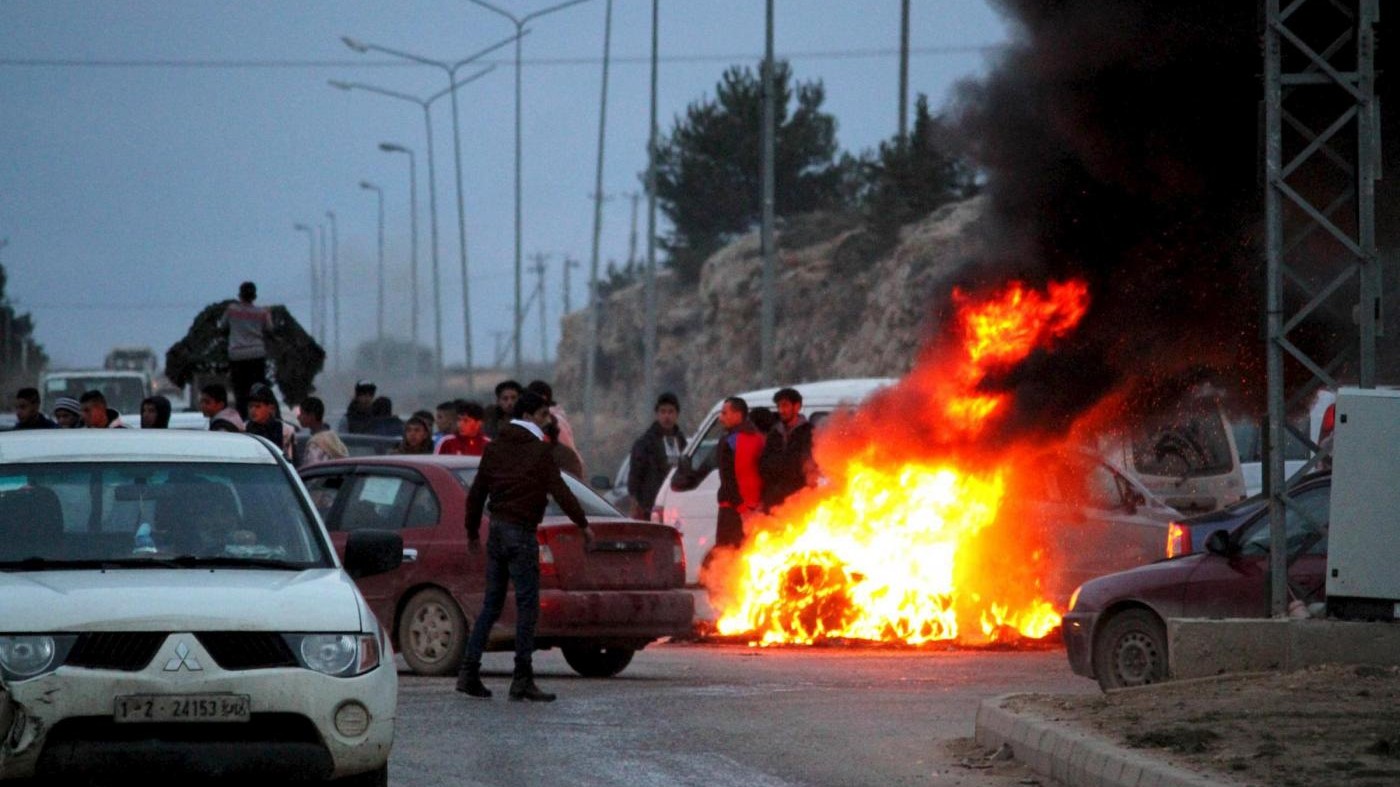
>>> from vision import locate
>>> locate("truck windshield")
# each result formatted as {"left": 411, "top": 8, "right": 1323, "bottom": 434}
{"left": 43, "top": 375, "right": 148, "bottom": 415}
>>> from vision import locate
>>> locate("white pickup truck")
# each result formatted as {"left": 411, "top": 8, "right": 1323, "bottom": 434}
{"left": 39, "top": 370, "right": 207, "bottom": 429}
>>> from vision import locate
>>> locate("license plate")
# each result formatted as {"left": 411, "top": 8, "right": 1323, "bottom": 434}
{"left": 114, "top": 694, "right": 251, "bottom": 723}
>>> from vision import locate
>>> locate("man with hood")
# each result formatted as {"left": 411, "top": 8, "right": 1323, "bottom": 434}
{"left": 339, "top": 380, "right": 377, "bottom": 434}
{"left": 455, "top": 390, "right": 591, "bottom": 703}
{"left": 627, "top": 392, "right": 687, "bottom": 520}
{"left": 79, "top": 390, "right": 127, "bottom": 429}
{"left": 140, "top": 395, "right": 172, "bottom": 429}
{"left": 759, "top": 387, "right": 816, "bottom": 511}
{"left": 13, "top": 388, "right": 56, "bottom": 430}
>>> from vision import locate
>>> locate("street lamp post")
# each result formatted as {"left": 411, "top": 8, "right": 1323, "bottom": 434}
{"left": 342, "top": 33, "right": 522, "bottom": 395}
{"left": 465, "top": 0, "right": 594, "bottom": 379}
{"left": 582, "top": 0, "right": 614, "bottom": 450}
{"left": 325, "top": 210, "right": 340, "bottom": 373}
{"left": 380, "top": 142, "right": 420, "bottom": 371}
{"left": 359, "top": 181, "right": 386, "bottom": 383}
{"left": 318, "top": 222, "right": 329, "bottom": 347}
{"left": 329, "top": 68, "right": 494, "bottom": 393}
{"left": 292, "top": 223, "right": 317, "bottom": 339}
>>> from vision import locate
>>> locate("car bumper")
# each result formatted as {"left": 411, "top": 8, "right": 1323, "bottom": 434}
{"left": 536, "top": 589, "right": 696, "bottom": 640}
{"left": 1061, "top": 611, "right": 1099, "bottom": 679}
{"left": 0, "top": 637, "right": 395, "bottom": 781}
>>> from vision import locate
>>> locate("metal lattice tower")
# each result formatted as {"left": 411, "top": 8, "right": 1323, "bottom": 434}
{"left": 1263, "top": 0, "right": 1380, "bottom": 616}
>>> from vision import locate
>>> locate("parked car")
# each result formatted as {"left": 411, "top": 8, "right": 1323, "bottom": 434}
{"left": 1062, "top": 474, "right": 1331, "bottom": 691}
{"left": 299, "top": 455, "right": 694, "bottom": 679}
{"left": 0, "top": 430, "right": 400, "bottom": 784}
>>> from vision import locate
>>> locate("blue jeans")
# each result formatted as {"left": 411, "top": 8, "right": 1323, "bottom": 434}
{"left": 462, "top": 520, "right": 540, "bottom": 671}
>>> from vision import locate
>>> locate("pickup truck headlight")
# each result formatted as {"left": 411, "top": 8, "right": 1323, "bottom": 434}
{"left": 285, "top": 633, "right": 381, "bottom": 677}
{"left": 0, "top": 635, "right": 74, "bottom": 680}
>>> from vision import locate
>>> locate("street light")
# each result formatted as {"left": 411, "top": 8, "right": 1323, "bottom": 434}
{"left": 359, "top": 180, "right": 386, "bottom": 383}
{"left": 379, "top": 142, "right": 420, "bottom": 370}
{"left": 340, "top": 32, "right": 523, "bottom": 394}
{"left": 465, "top": 0, "right": 594, "bottom": 379}
{"left": 329, "top": 67, "right": 494, "bottom": 393}
{"left": 292, "top": 223, "right": 317, "bottom": 339}
{"left": 325, "top": 210, "right": 340, "bottom": 372}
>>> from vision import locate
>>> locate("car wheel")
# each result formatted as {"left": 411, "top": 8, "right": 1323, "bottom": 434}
{"left": 398, "top": 588, "right": 467, "bottom": 676}
{"left": 1093, "top": 608, "right": 1168, "bottom": 691}
{"left": 330, "top": 764, "right": 388, "bottom": 786}
{"left": 561, "top": 644, "right": 636, "bottom": 678}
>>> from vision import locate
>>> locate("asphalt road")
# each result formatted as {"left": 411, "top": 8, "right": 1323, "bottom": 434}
{"left": 389, "top": 641, "right": 1094, "bottom": 787}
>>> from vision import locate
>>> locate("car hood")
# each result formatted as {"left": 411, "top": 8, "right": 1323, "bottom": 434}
{"left": 0, "top": 568, "right": 363, "bottom": 632}
{"left": 1074, "top": 554, "right": 1207, "bottom": 613}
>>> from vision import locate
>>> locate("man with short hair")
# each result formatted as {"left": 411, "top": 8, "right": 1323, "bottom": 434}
{"left": 52, "top": 397, "right": 84, "bottom": 428}
{"left": 715, "top": 397, "right": 763, "bottom": 550}
{"left": 482, "top": 380, "right": 522, "bottom": 439}
{"left": 297, "top": 396, "right": 346, "bottom": 467}
{"left": 13, "top": 388, "right": 56, "bottom": 430}
{"left": 245, "top": 384, "right": 293, "bottom": 460}
{"left": 218, "top": 281, "right": 274, "bottom": 419}
{"left": 759, "top": 387, "right": 816, "bottom": 511}
{"left": 456, "top": 390, "right": 591, "bottom": 703}
{"left": 79, "top": 390, "right": 127, "bottom": 429}
{"left": 339, "top": 380, "right": 377, "bottom": 434}
{"left": 432, "top": 400, "right": 460, "bottom": 447}
{"left": 436, "top": 402, "right": 489, "bottom": 456}
{"left": 628, "top": 392, "right": 687, "bottom": 520}
{"left": 198, "top": 383, "right": 244, "bottom": 432}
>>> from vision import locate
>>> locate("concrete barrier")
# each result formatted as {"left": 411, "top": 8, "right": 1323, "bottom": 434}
{"left": 1169, "top": 618, "right": 1400, "bottom": 680}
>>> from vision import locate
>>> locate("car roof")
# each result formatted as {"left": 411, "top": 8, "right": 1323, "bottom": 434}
{"left": 0, "top": 430, "right": 282, "bottom": 464}
{"left": 707, "top": 378, "right": 897, "bottom": 414}
{"left": 306, "top": 454, "right": 482, "bottom": 470}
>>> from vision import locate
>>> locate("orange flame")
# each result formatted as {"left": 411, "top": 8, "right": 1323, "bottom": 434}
{"left": 712, "top": 280, "right": 1091, "bottom": 646}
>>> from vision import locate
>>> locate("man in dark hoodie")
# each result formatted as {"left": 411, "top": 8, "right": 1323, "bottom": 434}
{"left": 758, "top": 387, "right": 816, "bottom": 511}
{"left": 456, "top": 390, "right": 591, "bottom": 703}
{"left": 339, "top": 380, "right": 377, "bottom": 434}
{"left": 627, "top": 392, "right": 687, "bottom": 520}
{"left": 140, "top": 395, "right": 172, "bottom": 429}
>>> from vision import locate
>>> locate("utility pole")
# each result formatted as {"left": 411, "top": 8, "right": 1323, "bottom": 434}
{"left": 325, "top": 211, "right": 340, "bottom": 373}
{"left": 582, "top": 0, "right": 615, "bottom": 449}
{"left": 643, "top": 0, "right": 660, "bottom": 412}
{"left": 624, "top": 190, "right": 641, "bottom": 267}
{"left": 318, "top": 223, "right": 329, "bottom": 345}
{"left": 898, "top": 0, "right": 910, "bottom": 140}
{"left": 562, "top": 256, "right": 581, "bottom": 314}
{"left": 530, "top": 253, "right": 549, "bottom": 363}
{"left": 759, "top": 0, "right": 777, "bottom": 387}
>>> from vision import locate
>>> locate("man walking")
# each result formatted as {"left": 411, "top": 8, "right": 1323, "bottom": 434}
{"left": 715, "top": 397, "right": 764, "bottom": 550}
{"left": 456, "top": 390, "right": 591, "bottom": 703}
{"left": 628, "top": 392, "right": 687, "bottom": 520}
{"left": 759, "top": 387, "right": 816, "bottom": 511}
{"left": 219, "top": 281, "right": 274, "bottom": 419}
{"left": 13, "top": 388, "right": 56, "bottom": 430}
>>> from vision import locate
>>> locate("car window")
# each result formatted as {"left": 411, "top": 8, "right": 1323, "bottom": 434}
{"left": 338, "top": 474, "right": 416, "bottom": 531}
{"left": 1043, "top": 455, "right": 1125, "bottom": 509}
{"left": 1131, "top": 407, "right": 1234, "bottom": 477}
{"left": 452, "top": 469, "right": 624, "bottom": 518}
{"left": 687, "top": 415, "right": 726, "bottom": 474}
{"left": 1238, "top": 486, "right": 1330, "bottom": 557}
{"left": 302, "top": 473, "right": 348, "bottom": 523}
{"left": 404, "top": 484, "right": 440, "bottom": 528}
{"left": 1232, "top": 417, "right": 1312, "bottom": 463}
{"left": 0, "top": 462, "right": 330, "bottom": 566}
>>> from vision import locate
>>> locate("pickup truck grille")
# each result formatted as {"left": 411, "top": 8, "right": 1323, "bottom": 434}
{"left": 66, "top": 632, "right": 167, "bottom": 671}
{"left": 196, "top": 632, "right": 298, "bottom": 670}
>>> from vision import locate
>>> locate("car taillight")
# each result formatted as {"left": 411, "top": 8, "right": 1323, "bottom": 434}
{"left": 538, "top": 543, "right": 557, "bottom": 578}
{"left": 1167, "top": 522, "right": 1189, "bottom": 558}
{"left": 1319, "top": 402, "right": 1336, "bottom": 443}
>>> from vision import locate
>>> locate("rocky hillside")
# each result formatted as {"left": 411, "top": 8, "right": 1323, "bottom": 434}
{"left": 555, "top": 195, "right": 990, "bottom": 476}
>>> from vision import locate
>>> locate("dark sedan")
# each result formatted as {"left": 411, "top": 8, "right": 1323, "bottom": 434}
{"left": 1063, "top": 474, "right": 1331, "bottom": 691}
{"left": 300, "top": 455, "right": 694, "bottom": 679}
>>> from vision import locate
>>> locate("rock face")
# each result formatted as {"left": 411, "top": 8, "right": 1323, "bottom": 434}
{"left": 556, "top": 195, "right": 990, "bottom": 476}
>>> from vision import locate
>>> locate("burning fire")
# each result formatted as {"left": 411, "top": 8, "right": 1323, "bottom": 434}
{"left": 712, "top": 280, "right": 1090, "bottom": 645}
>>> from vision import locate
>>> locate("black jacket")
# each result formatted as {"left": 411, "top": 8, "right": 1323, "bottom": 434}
{"left": 628, "top": 422, "right": 688, "bottom": 513}
{"left": 466, "top": 423, "right": 589, "bottom": 541}
{"left": 759, "top": 416, "right": 814, "bottom": 509}
{"left": 340, "top": 403, "right": 375, "bottom": 435}
{"left": 15, "top": 413, "right": 56, "bottom": 430}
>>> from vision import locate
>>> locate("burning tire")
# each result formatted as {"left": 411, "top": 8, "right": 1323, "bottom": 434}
{"left": 562, "top": 645, "right": 635, "bottom": 678}
{"left": 1092, "top": 608, "right": 1168, "bottom": 691}
{"left": 399, "top": 588, "right": 467, "bottom": 676}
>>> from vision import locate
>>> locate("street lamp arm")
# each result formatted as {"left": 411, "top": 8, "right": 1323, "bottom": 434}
{"left": 464, "top": 0, "right": 522, "bottom": 26}
{"left": 522, "top": 0, "right": 593, "bottom": 26}
{"left": 329, "top": 79, "right": 429, "bottom": 107}
{"left": 450, "top": 30, "right": 529, "bottom": 71}
{"left": 343, "top": 36, "right": 449, "bottom": 71}
{"left": 426, "top": 65, "right": 496, "bottom": 105}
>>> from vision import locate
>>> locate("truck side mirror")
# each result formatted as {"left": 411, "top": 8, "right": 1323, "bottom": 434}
{"left": 1204, "top": 529, "right": 1235, "bottom": 557}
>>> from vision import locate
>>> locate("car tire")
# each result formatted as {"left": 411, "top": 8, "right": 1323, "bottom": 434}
{"left": 1093, "top": 608, "right": 1168, "bottom": 691}
{"left": 561, "top": 644, "right": 636, "bottom": 678}
{"left": 331, "top": 764, "right": 389, "bottom": 786}
{"left": 398, "top": 588, "right": 468, "bottom": 676}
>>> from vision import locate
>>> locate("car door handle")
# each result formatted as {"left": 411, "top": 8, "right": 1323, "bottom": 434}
{"left": 402, "top": 548, "right": 419, "bottom": 564}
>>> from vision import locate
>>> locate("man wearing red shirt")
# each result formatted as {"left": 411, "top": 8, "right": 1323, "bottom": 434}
{"left": 715, "top": 396, "right": 764, "bottom": 549}
{"left": 436, "top": 401, "right": 490, "bottom": 456}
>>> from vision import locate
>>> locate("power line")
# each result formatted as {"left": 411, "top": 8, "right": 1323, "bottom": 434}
{"left": 0, "top": 44, "right": 1003, "bottom": 71}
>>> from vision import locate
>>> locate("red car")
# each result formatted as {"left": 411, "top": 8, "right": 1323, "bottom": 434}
{"left": 299, "top": 455, "right": 693, "bottom": 678}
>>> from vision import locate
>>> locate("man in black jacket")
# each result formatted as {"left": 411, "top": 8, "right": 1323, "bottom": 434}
{"left": 627, "top": 392, "right": 687, "bottom": 520}
{"left": 759, "top": 387, "right": 815, "bottom": 511}
{"left": 456, "top": 390, "right": 591, "bottom": 702}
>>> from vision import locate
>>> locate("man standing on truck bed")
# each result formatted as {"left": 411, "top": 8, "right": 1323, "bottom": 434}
{"left": 219, "top": 281, "right": 273, "bottom": 419}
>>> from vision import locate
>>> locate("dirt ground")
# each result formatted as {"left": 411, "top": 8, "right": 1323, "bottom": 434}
{"left": 1006, "top": 664, "right": 1400, "bottom": 787}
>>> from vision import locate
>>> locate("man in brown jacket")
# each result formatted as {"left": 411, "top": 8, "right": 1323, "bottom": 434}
{"left": 456, "top": 390, "right": 591, "bottom": 702}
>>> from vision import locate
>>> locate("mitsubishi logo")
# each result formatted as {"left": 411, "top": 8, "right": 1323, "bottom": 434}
{"left": 163, "top": 641, "right": 203, "bottom": 672}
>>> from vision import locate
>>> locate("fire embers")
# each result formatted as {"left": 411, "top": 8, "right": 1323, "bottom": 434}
{"left": 711, "top": 281, "right": 1088, "bottom": 647}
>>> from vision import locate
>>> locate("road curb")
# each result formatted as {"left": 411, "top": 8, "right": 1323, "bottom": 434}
{"left": 974, "top": 693, "right": 1230, "bottom": 787}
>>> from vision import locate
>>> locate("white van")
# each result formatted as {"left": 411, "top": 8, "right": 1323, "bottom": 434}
{"left": 652, "top": 378, "right": 895, "bottom": 586}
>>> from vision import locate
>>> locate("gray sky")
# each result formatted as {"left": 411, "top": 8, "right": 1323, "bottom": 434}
{"left": 1, "top": 1, "right": 1008, "bottom": 371}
